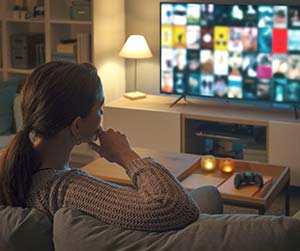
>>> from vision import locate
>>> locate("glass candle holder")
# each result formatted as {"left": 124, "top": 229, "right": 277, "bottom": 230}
{"left": 219, "top": 158, "right": 235, "bottom": 173}
{"left": 200, "top": 155, "right": 217, "bottom": 172}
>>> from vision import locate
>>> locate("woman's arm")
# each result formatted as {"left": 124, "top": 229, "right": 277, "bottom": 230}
{"left": 49, "top": 157, "right": 199, "bottom": 232}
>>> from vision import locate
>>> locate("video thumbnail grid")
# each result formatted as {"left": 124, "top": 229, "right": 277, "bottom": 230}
{"left": 161, "top": 3, "right": 300, "bottom": 103}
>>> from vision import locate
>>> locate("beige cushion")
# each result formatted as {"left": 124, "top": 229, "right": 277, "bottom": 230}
{"left": 13, "top": 94, "right": 22, "bottom": 133}
{"left": 294, "top": 210, "right": 300, "bottom": 221}
{"left": 0, "top": 206, "right": 53, "bottom": 251}
{"left": 53, "top": 208, "right": 300, "bottom": 251}
{"left": 0, "top": 135, "right": 15, "bottom": 150}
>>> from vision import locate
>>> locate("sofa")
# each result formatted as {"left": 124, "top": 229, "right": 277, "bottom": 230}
{"left": 1, "top": 185, "right": 300, "bottom": 251}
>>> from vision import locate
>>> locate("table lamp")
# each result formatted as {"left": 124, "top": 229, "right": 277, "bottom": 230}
{"left": 119, "top": 35, "right": 152, "bottom": 100}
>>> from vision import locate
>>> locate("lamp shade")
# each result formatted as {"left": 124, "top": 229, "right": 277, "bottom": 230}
{"left": 119, "top": 35, "right": 152, "bottom": 59}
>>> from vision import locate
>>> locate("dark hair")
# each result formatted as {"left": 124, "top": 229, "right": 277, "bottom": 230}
{"left": 0, "top": 61, "right": 102, "bottom": 207}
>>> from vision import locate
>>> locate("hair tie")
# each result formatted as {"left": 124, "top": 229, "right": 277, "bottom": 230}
{"left": 29, "top": 131, "right": 36, "bottom": 144}
{"left": 21, "top": 126, "right": 34, "bottom": 143}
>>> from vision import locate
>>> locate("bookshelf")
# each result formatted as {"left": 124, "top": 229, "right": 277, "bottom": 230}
{"left": 6, "top": 18, "right": 45, "bottom": 23}
{"left": 0, "top": 0, "right": 93, "bottom": 81}
{"left": 50, "top": 19, "right": 92, "bottom": 25}
{"left": 7, "top": 68, "right": 34, "bottom": 75}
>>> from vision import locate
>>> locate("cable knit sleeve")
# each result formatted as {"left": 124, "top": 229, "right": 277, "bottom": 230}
{"left": 48, "top": 157, "right": 199, "bottom": 232}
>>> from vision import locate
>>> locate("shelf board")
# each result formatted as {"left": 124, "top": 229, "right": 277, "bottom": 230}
{"left": 6, "top": 18, "right": 45, "bottom": 23}
{"left": 7, "top": 68, "right": 33, "bottom": 74}
{"left": 50, "top": 18, "right": 92, "bottom": 25}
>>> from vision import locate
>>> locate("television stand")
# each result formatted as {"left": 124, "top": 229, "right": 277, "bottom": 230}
{"left": 170, "top": 95, "right": 189, "bottom": 107}
{"left": 293, "top": 104, "right": 300, "bottom": 120}
{"left": 102, "top": 95, "right": 300, "bottom": 186}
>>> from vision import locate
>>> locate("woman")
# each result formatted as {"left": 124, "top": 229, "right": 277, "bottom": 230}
{"left": 0, "top": 61, "right": 200, "bottom": 232}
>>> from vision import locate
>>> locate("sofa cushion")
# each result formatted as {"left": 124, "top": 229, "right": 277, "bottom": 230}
{"left": 53, "top": 208, "right": 300, "bottom": 251}
{"left": 0, "top": 79, "right": 20, "bottom": 135}
{"left": 294, "top": 210, "right": 300, "bottom": 221}
{"left": 0, "top": 135, "right": 15, "bottom": 150}
{"left": 0, "top": 206, "right": 54, "bottom": 251}
{"left": 13, "top": 94, "right": 22, "bottom": 132}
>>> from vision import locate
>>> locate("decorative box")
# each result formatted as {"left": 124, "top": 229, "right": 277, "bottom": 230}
{"left": 70, "top": 1, "right": 91, "bottom": 21}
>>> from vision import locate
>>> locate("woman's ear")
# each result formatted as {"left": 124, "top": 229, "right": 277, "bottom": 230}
{"left": 70, "top": 116, "right": 81, "bottom": 136}
{"left": 70, "top": 116, "right": 83, "bottom": 145}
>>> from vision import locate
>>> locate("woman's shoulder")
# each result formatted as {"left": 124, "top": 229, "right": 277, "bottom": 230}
{"left": 35, "top": 167, "right": 87, "bottom": 177}
{"left": 31, "top": 167, "right": 87, "bottom": 186}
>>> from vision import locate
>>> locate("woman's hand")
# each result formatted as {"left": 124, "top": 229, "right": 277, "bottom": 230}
{"left": 88, "top": 127, "right": 140, "bottom": 167}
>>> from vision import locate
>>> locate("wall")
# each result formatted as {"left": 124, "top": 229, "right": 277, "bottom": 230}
{"left": 93, "top": 0, "right": 126, "bottom": 103}
{"left": 74, "top": 0, "right": 126, "bottom": 159}
{"left": 124, "top": 0, "right": 300, "bottom": 95}
{"left": 125, "top": 0, "right": 160, "bottom": 94}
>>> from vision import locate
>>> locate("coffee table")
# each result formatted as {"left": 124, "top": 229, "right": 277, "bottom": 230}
{"left": 81, "top": 147, "right": 290, "bottom": 216}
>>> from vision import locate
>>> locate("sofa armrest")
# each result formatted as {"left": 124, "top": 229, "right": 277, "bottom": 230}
{"left": 0, "top": 206, "right": 53, "bottom": 251}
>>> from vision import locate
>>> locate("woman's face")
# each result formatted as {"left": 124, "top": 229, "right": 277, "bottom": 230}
{"left": 79, "top": 94, "right": 105, "bottom": 143}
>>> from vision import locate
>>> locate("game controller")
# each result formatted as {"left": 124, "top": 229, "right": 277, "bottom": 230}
{"left": 234, "top": 172, "right": 264, "bottom": 189}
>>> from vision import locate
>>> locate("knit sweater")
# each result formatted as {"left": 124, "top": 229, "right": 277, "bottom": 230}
{"left": 26, "top": 157, "right": 200, "bottom": 232}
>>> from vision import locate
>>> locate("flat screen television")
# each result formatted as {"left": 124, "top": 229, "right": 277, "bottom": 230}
{"left": 160, "top": 2, "right": 300, "bottom": 106}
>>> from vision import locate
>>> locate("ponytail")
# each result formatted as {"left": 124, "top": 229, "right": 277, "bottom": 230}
{"left": 0, "top": 61, "right": 102, "bottom": 207}
{"left": 0, "top": 129, "right": 40, "bottom": 207}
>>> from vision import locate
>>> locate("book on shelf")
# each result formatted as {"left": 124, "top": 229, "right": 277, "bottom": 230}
{"left": 52, "top": 52, "right": 76, "bottom": 63}
{"left": 35, "top": 42, "right": 45, "bottom": 65}
{"left": 56, "top": 43, "right": 77, "bottom": 54}
{"left": 76, "top": 32, "right": 91, "bottom": 63}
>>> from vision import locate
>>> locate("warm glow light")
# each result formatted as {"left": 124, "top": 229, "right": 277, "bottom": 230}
{"left": 206, "top": 162, "right": 213, "bottom": 169}
{"left": 119, "top": 35, "right": 152, "bottom": 100}
{"left": 119, "top": 35, "right": 152, "bottom": 59}
{"left": 201, "top": 155, "right": 217, "bottom": 172}
{"left": 219, "top": 158, "right": 235, "bottom": 173}
{"left": 223, "top": 166, "right": 233, "bottom": 173}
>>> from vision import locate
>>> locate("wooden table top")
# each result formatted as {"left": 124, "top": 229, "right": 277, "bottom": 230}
{"left": 81, "top": 147, "right": 290, "bottom": 208}
{"left": 81, "top": 147, "right": 200, "bottom": 185}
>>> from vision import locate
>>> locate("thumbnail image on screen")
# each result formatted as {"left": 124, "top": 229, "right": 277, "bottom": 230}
{"left": 160, "top": 3, "right": 300, "bottom": 103}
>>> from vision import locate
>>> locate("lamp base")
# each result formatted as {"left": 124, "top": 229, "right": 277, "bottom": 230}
{"left": 124, "top": 91, "right": 146, "bottom": 100}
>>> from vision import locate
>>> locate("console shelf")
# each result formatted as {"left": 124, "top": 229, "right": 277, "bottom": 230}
{"left": 185, "top": 118, "right": 267, "bottom": 162}
{"left": 103, "top": 95, "right": 300, "bottom": 186}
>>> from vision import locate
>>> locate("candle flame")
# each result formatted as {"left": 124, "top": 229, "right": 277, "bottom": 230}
{"left": 201, "top": 156, "right": 217, "bottom": 172}
{"left": 223, "top": 165, "right": 233, "bottom": 173}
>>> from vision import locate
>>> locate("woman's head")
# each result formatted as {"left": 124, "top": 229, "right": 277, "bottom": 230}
{"left": 0, "top": 61, "right": 103, "bottom": 207}
{"left": 21, "top": 61, "right": 103, "bottom": 142}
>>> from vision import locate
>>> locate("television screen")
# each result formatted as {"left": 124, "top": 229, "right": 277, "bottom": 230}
{"left": 160, "top": 3, "right": 300, "bottom": 104}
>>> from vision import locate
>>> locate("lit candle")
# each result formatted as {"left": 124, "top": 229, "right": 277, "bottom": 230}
{"left": 219, "top": 158, "right": 235, "bottom": 173}
{"left": 200, "top": 155, "right": 217, "bottom": 172}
